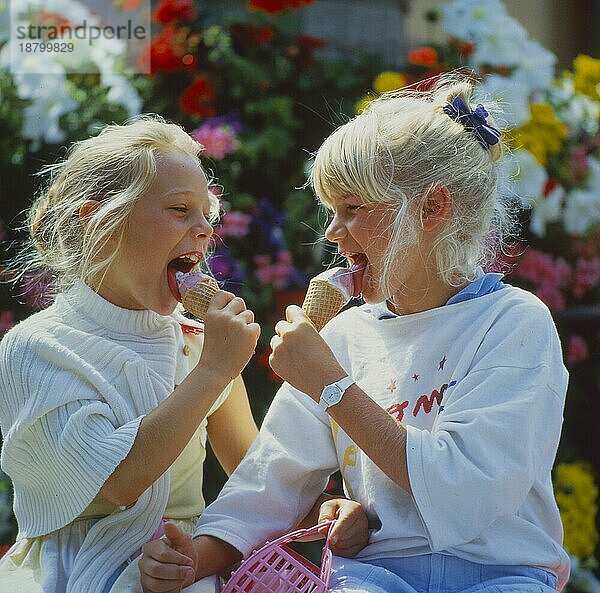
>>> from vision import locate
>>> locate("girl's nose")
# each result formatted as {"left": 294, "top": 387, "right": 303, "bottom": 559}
{"left": 193, "top": 214, "right": 213, "bottom": 239}
{"left": 325, "top": 212, "right": 346, "bottom": 244}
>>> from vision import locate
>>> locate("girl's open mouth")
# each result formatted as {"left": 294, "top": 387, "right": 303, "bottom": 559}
{"left": 167, "top": 254, "right": 202, "bottom": 301}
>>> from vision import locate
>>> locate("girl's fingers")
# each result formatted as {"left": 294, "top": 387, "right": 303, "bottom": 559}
{"left": 144, "top": 558, "right": 195, "bottom": 581}
{"left": 274, "top": 319, "right": 289, "bottom": 336}
{"left": 237, "top": 309, "right": 255, "bottom": 324}
{"left": 224, "top": 296, "right": 247, "bottom": 314}
{"left": 143, "top": 539, "right": 193, "bottom": 567}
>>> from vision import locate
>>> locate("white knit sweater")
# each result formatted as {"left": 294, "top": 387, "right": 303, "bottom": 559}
{"left": 196, "top": 286, "right": 570, "bottom": 589}
{"left": 0, "top": 282, "right": 199, "bottom": 592}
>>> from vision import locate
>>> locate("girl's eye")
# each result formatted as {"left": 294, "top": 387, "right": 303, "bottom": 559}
{"left": 346, "top": 204, "right": 364, "bottom": 213}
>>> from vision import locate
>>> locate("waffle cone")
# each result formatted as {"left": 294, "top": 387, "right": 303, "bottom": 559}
{"left": 181, "top": 278, "right": 219, "bottom": 321}
{"left": 302, "top": 279, "right": 346, "bottom": 331}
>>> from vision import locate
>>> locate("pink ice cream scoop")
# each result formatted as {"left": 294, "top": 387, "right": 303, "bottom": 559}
{"left": 175, "top": 271, "right": 220, "bottom": 321}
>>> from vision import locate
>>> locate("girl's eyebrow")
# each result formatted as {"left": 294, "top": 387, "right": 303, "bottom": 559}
{"left": 160, "top": 189, "right": 210, "bottom": 201}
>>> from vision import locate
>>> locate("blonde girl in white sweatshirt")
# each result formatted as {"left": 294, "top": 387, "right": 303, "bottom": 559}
{"left": 140, "top": 75, "right": 570, "bottom": 593}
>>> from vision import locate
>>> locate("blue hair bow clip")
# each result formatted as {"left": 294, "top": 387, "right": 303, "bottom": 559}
{"left": 443, "top": 96, "right": 501, "bottom": 149}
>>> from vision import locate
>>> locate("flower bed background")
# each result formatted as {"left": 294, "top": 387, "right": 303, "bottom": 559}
{"left": 0, "top": 0, "right": 599, "bottom": 589}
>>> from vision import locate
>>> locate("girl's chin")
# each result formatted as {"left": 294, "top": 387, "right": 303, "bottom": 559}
{"left": 360, "top": 284, "right": 386, "bottom": 304}
{"left": 359, "top": 268, "right": 386, "bottom": 303}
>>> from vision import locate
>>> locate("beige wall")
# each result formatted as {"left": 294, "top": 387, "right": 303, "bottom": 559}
{"left": 406, "top": 0, "right": 598, "bottom": 70}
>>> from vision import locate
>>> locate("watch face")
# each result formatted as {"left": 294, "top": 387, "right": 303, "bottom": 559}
{"left": 323, "top": 385, "right": 342, "bottom": 405}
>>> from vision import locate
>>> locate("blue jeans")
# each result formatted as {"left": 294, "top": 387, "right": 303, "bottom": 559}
{"left": 328, "top": 554, "right": 558, "bottom": 593}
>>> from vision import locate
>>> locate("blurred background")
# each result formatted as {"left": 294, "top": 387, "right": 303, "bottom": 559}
{"left": 0, "top": 0, "right": 599, "bottom": 589}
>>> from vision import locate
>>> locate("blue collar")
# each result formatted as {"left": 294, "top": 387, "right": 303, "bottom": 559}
{"left": 373, "top": 270, "right": 506, "bottom": 320}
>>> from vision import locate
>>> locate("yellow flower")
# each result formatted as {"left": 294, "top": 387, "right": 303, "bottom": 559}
{"left": 373, "top": 71, "right": 407, "bottom": 94}
{"left": 510, "top": 103, "right": 568, "bottom": 166}
{"left": 573, "top": 54, "right": 600, "bottom": 100}
{"left": 355, "top": 94, "right": 375, "bottom": 114}
{"left": 554, "top": 462, "right": 599, "bottom": 559}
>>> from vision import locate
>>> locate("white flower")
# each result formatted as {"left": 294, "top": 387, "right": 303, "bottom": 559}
{"left": 475, "top": 74, "right": 531, "bottom": 128}
{"left": 469, "top": 15, "right": 529, "bottom": 67}
{"left": 22, "top": 0, "right": 90, "bottom": 23}
{"left": 529, "top": 184, "right": 564, "bottom": 238}
{"left": 509, "top": 39, "right": 557, "bottom": 92}
{"left": 441, "top": 0, "right": 509, "bottom": 42}
{"left": 102, "top": 72, "right": 142, "bottom": 117}
{"left": 0, "top": 0, "right": 9, "bottom": 44}
{"left": 3, "top": 0, "right": 143, "bottom": 148}
{"left": 497, "top": 149, "right": 547, "bottom": 208}
{"left": 563, "top": 159, "right": 600, "bottom": 236}
{"left": 18, "top": 72, "right": 79, "bottom": 149}
{"left": 550, "top": 87, "right": 600, "bottom": 139}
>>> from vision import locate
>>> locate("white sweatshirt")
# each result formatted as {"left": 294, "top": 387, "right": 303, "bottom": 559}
{"left": 195, "top": 286, "right": 570, "bottom": 589}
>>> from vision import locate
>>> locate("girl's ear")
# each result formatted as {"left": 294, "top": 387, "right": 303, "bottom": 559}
{"left": 78, "top": 200, "right": 100, "bottom": 228}
{"left": 421, "top": 184, "right": 451, "bottom": 231}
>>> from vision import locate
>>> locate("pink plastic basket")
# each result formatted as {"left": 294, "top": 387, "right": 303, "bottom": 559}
{"left": 218, "top": 521, "right": 334, "bottom": 593}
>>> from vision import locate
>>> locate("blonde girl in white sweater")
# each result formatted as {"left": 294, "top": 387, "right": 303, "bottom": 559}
{"left": 0, "top": 116, "right": 367, "bottom": 593}
{"left": 140, "top": 76, "right": 570, "bottom": 593}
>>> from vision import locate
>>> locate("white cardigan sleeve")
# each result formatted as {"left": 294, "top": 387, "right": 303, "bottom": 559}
{"left": 194, "top": 383, "right": 339, "bottom": 557}
{"left": 0, "top": 327, "right": 143, "bottom": 537}
{"left": 406, "top": 305, "right": 568, "bottom": 552}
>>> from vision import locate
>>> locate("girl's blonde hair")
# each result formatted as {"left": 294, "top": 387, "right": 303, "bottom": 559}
{"left": 310, "top": 73, "right": 517, "bottom": 293}
{"left": 12, "top": 115, "right": 217, "bottom": 295}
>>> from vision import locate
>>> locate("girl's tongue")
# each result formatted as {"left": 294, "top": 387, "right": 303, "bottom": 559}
{"left": 167, "top": 264, "right": 182, "bottom": 301}
{"left": 348, "top": 255, "right": 367, "bottom": 297}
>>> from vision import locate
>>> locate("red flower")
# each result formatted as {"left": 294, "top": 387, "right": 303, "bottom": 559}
{"left": 295, "top": 34, "right": 327, "bottom": 51}
{"left": 543, "top": 177, "right": 559, "bottom": 196}
{"left": 150, "top": 24, "right": 186, "bottom": 73}
{"left": 231, "top": 23, "right": 274, "bottom": 45}
{"left": 248, "top": 0, "right": 313, "bottom": 14}
{"left": 449, "top": 37, "right": 475, "bottom": 58}
{"left": 255, "top": 26, "right": 275, "bottom": 43}
{"left": 248, "top": 0, "right": 286, "bottom": 13}
{"left": 457, "top": 41, "right": 475, "bottom": 57}
{"left": 180, "top": 77, "right": 216, "bottom": 117}
{"left": 287, "top": 0, "right": 314, "bottom": 7}
{"left": 256, "top": 348, "right": 283, "bottom": 383}
{"left": 407, "top": 46, "right": 438, "bottom": 68}
{"left": 120, "top": 0, "right": 145, "bottom": 9}
{"left": 152, "top": 0, "right": 196, "bottom": 24}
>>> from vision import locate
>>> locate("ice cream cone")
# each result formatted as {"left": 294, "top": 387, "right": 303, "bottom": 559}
{"left": 181, "top": 277, "right": 219, "bottom": 321}
{"left": 302, "top": 279, "right": 347, "bottom": 331}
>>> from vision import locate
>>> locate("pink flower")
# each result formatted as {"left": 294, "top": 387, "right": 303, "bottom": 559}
{"left": 0, "top": 310, "right": 16, "bottom": 333}
{"left": 208, "top": 185, "right": 223, "bottom": 200}
{"left": 254, "top": 251, "right": 295, "bottom": 289}
{"left": 190, "top": 123, "right": 240, "bottom": 160}
{"left": 254, "top": 255, "right": 271, "bottom": 268}
{"left": 512, "top": 249, "right": 573, "bottom": 310}
{"left": 573, "top": 257, "right": 600, "bottom": 298}
{"left": 535, "top": 284, "right": 567, "bottom": 311}
{"left": 567, "top": 335, "right": 589, "bottom": 365}
{"left": 216, "top": 211, "right": 253, "bottom": 239}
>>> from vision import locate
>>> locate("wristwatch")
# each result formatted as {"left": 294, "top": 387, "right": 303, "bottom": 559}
{"left": 319, "top": 376, "right": 355, "bottom": 410}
